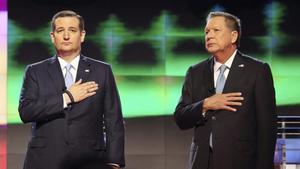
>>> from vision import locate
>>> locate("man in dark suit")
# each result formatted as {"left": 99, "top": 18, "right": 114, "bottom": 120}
{"left": 174, "top": 11, "right": 277, "bottom": 169}
{"left": 18, "top": 10, "right": 125, "bottom": 169}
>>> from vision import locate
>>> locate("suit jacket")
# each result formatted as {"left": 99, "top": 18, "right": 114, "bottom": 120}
{"left": 19, "top": 55, "right": 125, "bottom": 169}
{"left": 174, "top": 51, "right": 277, "bottom": 169}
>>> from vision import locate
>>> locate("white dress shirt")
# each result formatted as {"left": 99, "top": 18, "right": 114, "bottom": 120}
{"left": 58, "top": 55, "right": 80, "bottom": 108}
{"left": 213, "top": 50, "right": 237, "bottom": 87}
{"left": 58, "top": 55, "right": 80, "bottom": 84}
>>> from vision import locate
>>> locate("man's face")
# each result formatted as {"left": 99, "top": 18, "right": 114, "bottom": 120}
{"left": 204, "top": 16, "right": 237, "bottom": 55}
{"left": 50, "top": 16, "right": 85, "bottom": 56}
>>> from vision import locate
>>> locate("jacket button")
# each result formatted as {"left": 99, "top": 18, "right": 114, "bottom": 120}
{"left": 212, "top": 116, "right": 216, "bottom": 120}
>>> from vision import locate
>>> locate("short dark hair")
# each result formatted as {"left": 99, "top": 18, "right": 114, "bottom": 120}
{"left": 51, "top": 10, "right": 85, "bottom": 32}
{"left": 206, "top": 11, "right": 241, "bottom": 46}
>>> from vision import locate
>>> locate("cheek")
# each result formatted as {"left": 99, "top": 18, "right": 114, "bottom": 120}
{"left": 52, "top": 36, "right": 61, "bottom": 42}
{"left": 54, "top": 40, "right": 62, "bottom": 46}
{"left": 219, "top": 35, "right": 231, "bottom": 45}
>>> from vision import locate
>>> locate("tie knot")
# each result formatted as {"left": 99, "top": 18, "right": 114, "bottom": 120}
{"left": 65, "top": 64, "right": 73, "bottom": 71}
{"left": 219, "top": 64, "right": 227, "bottom": 74}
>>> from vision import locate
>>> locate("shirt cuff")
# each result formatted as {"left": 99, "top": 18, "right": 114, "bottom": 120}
{"left": 107, "top": 163, "right": 120, "bottom": 168}
{"left": 62, "top": 94, "right": 68, "bottom": 108}
{"left": 202, "top": 111, "right": 206, "bottom": 117}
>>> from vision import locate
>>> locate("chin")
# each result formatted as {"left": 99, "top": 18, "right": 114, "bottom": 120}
{"left": 60, "top": 48, "right": 73, "bottom": 52}
{"left": 206, "top": 48, "right": 218, "bottom": 54}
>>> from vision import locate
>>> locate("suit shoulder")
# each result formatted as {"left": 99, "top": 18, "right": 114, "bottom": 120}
{"left": 83, "top": 56, "right": 111, "bottom": 68}
{"left": 237, "top": 52, "right": 272, "bottom": 76}
{"left": 238, "top": 52, "right": 267, "bottom": 66}
{"left": 25, "top": 57, "right": 55, "bottom": 70}
{"left": 189, "top": 57, "right": 212, "bottom": 71}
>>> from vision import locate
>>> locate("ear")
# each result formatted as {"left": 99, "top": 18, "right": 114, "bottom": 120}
{"left": 50, "top": 32, "right": 55, "bottom": 43}
{"left": 80, "top": 30, "right": 86, "bottom": 43}
{"left": 231, "top": 31, "right": 238, "bottom": 44}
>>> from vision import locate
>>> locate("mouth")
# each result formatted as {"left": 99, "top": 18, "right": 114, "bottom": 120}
{"left": 206, "top": 43, "right": 215, "bottom": 48}
{"left": 62, "top": 42, "right": 72, "bottom": 45}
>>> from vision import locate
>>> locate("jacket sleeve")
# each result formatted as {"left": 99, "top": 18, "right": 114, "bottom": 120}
{"left": 18, "top": 65, "right": 64, "bottom": 123}
{"left": 174, "top": 66, "right": 205, "bottom": 130}
{"left": 103, "top": 65, "right": 125, "bottom": 167}
{"left": 255, "top": 63, "right": 277, "bottom": 169}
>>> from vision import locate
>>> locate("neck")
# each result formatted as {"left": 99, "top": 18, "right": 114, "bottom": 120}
{"left": 214, "top": 45, "right": 236, "bottom": 64}
{"left": 57, "top": 51, "right": 80, "bottom": 63}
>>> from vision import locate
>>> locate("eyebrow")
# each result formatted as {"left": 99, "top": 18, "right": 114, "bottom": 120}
{"left": 55, "top": 26, "right": 79, "bottom": 30}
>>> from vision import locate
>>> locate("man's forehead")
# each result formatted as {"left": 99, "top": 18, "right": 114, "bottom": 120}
{"left": 207, "top": 16, "right": 226, "bottom": 23}
{"left": 205, "top": 17, "right": 226, "bottom": 27}
{"left": 54, "top": 17, "right": 80, "bottom": 29}
{"left": 55, "top": 17, "right": 79, "bottom": 24}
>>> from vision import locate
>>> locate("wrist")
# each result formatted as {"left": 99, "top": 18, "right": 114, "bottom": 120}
{"left": 202, "top": 98, "right": 209, "bottom": 112}
{"left": 63, "top": 93, "right": 71, "bottom": 105}
{"left": 64, "top": 90, "right": 75, "bottom": 104}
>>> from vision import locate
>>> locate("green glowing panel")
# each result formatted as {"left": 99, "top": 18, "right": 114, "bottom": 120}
{"left": 8, "top": 1, "right": 300, "bottom": 124}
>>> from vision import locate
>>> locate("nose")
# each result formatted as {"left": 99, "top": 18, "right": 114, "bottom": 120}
{"left": 63, "top": 31, "right": 70, "bottom": 40}
{"left": 205, "top": 31, "right": 214, "bottom": 41}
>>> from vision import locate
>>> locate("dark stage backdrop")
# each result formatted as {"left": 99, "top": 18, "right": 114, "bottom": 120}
{"left": 7, "top": 0, "right": 300, "bottom": 123}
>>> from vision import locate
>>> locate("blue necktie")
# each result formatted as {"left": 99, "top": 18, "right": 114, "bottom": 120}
{"left": 215, "top": 64, "right": 227, "bottom": 94}
{"left": 64, "top": 64, "right": 74, "bottom": 89}
{"left": 210, "top": 64, "right": 227, "bottom": 147}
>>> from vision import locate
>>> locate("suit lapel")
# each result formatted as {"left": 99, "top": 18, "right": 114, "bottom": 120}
{"left": 223, "top": 51, "right": 245, "bottom": 93}
{"left": 204, "top": 57, "right": 215, "bottom": 95}
{"left": 76, "top": 55, "right": 91, "bottom": 83}
{"left": 47, "top": 56, "right": 66, "bottom": 92}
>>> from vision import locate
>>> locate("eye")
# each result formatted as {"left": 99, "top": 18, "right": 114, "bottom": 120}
{"left": 69, "top": 28, "right": 78, "bottom": 33}
{"left": 56, "top": 29, "right": 64, "bottom": 33}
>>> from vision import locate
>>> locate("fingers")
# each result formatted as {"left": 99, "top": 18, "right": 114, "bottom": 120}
{"left": 85, "top": 91, "right": 96, "bottom": 97}
{"left": 84, "top": 86, "right": 98, "bottom": 97}
{"left": 224, "top": 92, "right": 241, "bottom": 96}
{"left": 87, "top": 85, "right": 98, "bottom": 93}
{"left": 83, "top": 81, "right": 98, "bottom": 93}
{"left": 224, "top": 92, "right": 244, "bottom": 101}
{"left": 227, "top": 96, "right": 244, "bottom": 101}
{"left": 223, "top": 105, "right": 237, "bottom": 112}
{"left": 222, "top": 101, "right": 241, "bottom": 112}
{"left": 82, "top": 81, "right": 96, "bottom": 86}
{"left": 223, "top": 92, "right": 244, "bottom": 111}
{"left": 69, "top": 81, "right": 99, "bottom": 103}
{"left": 226, "top": 101, "right": 242, "bottom": 106}
{"left": 82, "top": 81, "right": 98, "bottom": 96}
{"left": 81, "top": 86, "right": 97, "bottom": 101}
{"left": 204, "top": 92, "right": 244, "bottom": 112}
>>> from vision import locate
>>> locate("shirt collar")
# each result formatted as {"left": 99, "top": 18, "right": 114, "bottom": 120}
{"left": 58, "top": 55, "right": 80, "bottom": 71}
{"left": 214, "top": 50, "right": 237, "bottom": 72}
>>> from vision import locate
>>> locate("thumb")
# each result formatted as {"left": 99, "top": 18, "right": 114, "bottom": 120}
{"left": 75, "top": 79, "right": 82, "bottom": 85}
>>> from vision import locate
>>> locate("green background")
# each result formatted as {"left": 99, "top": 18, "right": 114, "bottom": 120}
{"left": 7, "top": 1, "right": 300, "bottom": 123}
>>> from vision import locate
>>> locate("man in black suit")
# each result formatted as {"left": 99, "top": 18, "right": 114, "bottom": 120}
{"left": 19, "top": 10, "right": 125, "bottom": 169}
{"left": 174, "top": 11, "right": 277, "bottom": 169}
